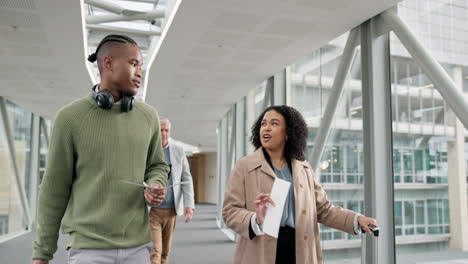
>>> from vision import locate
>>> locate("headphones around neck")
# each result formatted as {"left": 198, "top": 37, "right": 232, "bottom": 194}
{"left": 92, "top": 85, "right": 134, "bottom": 112}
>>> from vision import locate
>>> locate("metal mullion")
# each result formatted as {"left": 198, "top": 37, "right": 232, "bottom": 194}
{"left": 263, "top": 77, "right": 274, "bottom": 111}
{"left": 0, "top": 97, "right": 32, "bottom": 228}
{"left": 393, "top": 62, "right": 399, "bottom": 130}
{"left": 418, "top": 68, "right": 423, "bottom": 134}
{"left": 40, "top": 117, "right": 49, "bottom": 148}
{"left": 29, "top": 114, "right": 40, "bottom": 231}
{"left": 309, "top": 27, "right": 360, "bottom": 171}
{"left": 361, "top": 16, "right": 395, "bottom": 263}
{"left": 381, "top": 9, "right": 468, "bottom": 130}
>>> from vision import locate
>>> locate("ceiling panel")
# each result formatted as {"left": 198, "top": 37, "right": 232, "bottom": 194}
{"left": 0, "top": 0, "right": 401, "bottom": 152}
{"left": 0, "top": 0, "right": 36, "bottom": 10}
{"left": 260, "top": 18, "right": 316, "bottom": 38}
{"left": 0, "top": 9, "right": 42, "bottom": 28}
{"left": 145, "top": 0, "right": 401, "bottom": 151}
{"left": 198, "top": 30, "right": 245, "bottom": 47}
{"left": 1, "top": 29, "right": 48, "bottom": 45}
{"left": 244, "top": 35, "right": 293, "bottom": 52}
{"left": 294, "top": 0, "right": 354, "bottom": 11}
{"left": 8, "top": 43, "right": 52, "bottom": 57}
{"left": 0, "top": 0, "right": 92, "bottom": 117}
{"left": 209, "top": 12, "right": 265, "bottom": 33}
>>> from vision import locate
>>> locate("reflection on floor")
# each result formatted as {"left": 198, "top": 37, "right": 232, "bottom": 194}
{"left": 0, "top": 204, "right": 235, "bottom": 264}
{"left": 2, "top": 203, "right": 468, "bottom": 263}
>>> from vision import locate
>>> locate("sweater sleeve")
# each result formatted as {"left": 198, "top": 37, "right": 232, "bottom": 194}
{"left": 32, "top": 109, "right": 76, "bottom": 260}
{"left": 144, "top": 111, "right": 169, "bottom": 187}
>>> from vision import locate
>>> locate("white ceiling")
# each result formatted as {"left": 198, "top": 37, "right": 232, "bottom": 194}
{"left": 0, "top": 0, "right": 92, "bottom": 117}
{"left": 0, "top": 0, "right": 400, "bottom": 151}
{"left": 144, "top": 0, "right": 401, "bottom": 151}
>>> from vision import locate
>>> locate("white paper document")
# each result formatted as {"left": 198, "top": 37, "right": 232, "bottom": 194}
{"left": 262, "top": 178, "right": 291, "bottom": 238}
{"left": 120, "top": 180, "right": 189, "bottom": 190}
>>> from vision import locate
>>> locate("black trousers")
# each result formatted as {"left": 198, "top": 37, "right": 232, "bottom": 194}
{"left": 276, "top": 226, "right": 296, "bottom": 264}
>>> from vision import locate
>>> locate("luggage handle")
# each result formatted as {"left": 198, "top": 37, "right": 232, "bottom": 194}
{"left": 361, "top": 224, "right": 379, "bottom": 264}
{"left": 361, "top": 224, "right": 379, "bottom": 237}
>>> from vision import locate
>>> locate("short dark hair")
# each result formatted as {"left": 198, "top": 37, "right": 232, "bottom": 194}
{"left": 87, "top": 34, "right": 138, "bottom": 63}
{"left": 250, "top": 105, "right": 308, "bottom": 161}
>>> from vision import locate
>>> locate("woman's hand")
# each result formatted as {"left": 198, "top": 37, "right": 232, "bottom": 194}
{"left": 254, "top": 193, "right": 275, "bottom": 225}
{"left": 358, "top": 215, "right": 378, "bottom": 234}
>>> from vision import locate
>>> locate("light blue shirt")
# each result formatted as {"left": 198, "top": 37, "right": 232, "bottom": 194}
{"left": 156, "top": 145, "right": 175, "bottom": 209}
{"left": 273, "top": 164, "right": 295, "bottom": 228}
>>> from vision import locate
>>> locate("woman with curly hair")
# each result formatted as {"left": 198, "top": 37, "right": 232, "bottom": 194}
{"left": 223, "top": 105, "right": 377, "bottom": 264}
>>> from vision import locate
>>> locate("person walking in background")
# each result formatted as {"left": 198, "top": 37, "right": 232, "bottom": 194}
{"left": 149, "top": 118, "right": 195, "bottom": 264}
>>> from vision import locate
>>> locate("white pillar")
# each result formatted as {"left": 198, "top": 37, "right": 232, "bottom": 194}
{"left": 361, "top": 18, "right": 395, "bottom": 264}
{"left": 235, "top": 98, "right": 246, "bottom": 160}
{"left": 273, "top": 69, "right": 286, "bottom": 106}
{"left": 447, "top": 66, "right": 468, "bottom": 251}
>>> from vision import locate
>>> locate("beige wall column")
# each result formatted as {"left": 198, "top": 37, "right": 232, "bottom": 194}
{"left": 447, "top": 66, "right": 468, "bottom": 251}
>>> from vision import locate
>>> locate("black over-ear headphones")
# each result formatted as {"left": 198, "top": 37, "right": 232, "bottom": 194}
{"left": 92, "top": 85, "right": 134, "bottom": 112}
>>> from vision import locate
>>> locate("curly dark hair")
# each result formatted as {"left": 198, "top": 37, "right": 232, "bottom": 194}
{"left": 250, "top": 105, "right": 308, "bottom": 161}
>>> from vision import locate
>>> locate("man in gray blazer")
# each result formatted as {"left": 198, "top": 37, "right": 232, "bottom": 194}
{"left": 149, "top": 118, "right": 195, "bottom": 264}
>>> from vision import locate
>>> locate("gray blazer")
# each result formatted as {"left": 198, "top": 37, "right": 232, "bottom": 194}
{"left": 168, "top": 139, "right": 195, "bottom": 215}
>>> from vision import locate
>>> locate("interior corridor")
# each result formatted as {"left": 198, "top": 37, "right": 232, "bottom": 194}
{"left": 0, "top": 204, "right": 234, "bottom": 264}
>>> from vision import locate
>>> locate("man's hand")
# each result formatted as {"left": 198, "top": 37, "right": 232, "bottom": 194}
{"left": 184, "top": 207, "right": 194, "bottom": 223}
{"left": 254, "top": 193, "right": 275, "bottom": 225}
{"left": 358, "top": 215, "right": 378, "bottom": 234}
{"left": 144, "top": 183, "right": 166, "bottom": 206}
{"left": 32, "top": 259, "right": 49, "bottom": 264}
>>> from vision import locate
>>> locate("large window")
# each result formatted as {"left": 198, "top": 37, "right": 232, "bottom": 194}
{"left": 0, "top": 100, "right": 32, "bottom": 237}
{"left": 0, "top": 99, "right": 49, "bottom": 239}
{"left": 395, "top": 199, "right": 449, "bottom": 236}
{"left": 290, "top": 31, "right": 365, "bottom": 261}
{"left": 215, "top": 1, "right": 468, "bottom": 262}
{"left": 393, "top": 143, "right": 449, "bottom": 185}
{"left": 319, "top": 143, "right": 364, "bottom": 185}
{"left": 390, "top": 0, "right": 468, "bottom": 262}
{"left": 321, "top": 200, "right": 364, "bottom": 241}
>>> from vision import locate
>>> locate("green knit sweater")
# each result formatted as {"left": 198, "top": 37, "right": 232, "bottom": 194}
{"left": 32, "top": 95, "right": 169, "bottom": 260}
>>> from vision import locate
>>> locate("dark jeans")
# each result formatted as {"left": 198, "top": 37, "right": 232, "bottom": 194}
{"left": 276, "top": 226, "right": 296, "bottom": 264}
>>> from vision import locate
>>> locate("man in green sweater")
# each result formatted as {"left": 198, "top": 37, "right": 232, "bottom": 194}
{"left": 31, "top": 35, "right": 170, "bottom": 264}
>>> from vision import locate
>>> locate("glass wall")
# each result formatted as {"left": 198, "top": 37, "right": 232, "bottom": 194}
{"left": 215, "top": 0, "right": 468, "bottom": 262}
{"left": 7, "top": 101, "right": 33, "bottom": 205}
{"left": 290, "top": 32, "right": 365, "bottom": 262}
{"left": 0, "top": 100, "right": 30, "bottom": 237}
{"left": 0, "top": 106, "right": 12, "bottom": 236}
{"left": 39, "top": 119, "right": 51, "bottom": 184}
{"left": 216, "top": 78, "right": 274, "bottom": 238}
{"left": 216, "top": 104, "right": 241, "bottom": 237}
{"left": 0, "top": 99, "right": 49, "bottom": 239}
{"left": 390, "top": 0, "right": 468, "bottom": 262}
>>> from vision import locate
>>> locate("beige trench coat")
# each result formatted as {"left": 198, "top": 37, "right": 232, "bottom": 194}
{"left": 222, "top": 148, "right": 358, "bottom": 264}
